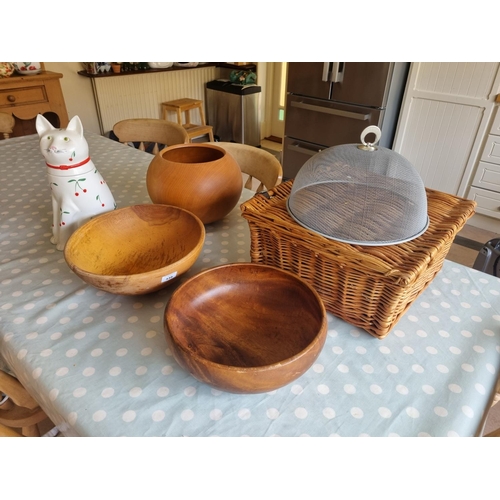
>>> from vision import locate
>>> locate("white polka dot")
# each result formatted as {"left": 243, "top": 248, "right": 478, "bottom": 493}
{"left": 82, "top": 367, "right": 95, "bottom": 377}
{"left": 93, "top": 410, "right": 106, "bottom": 422}
{"left": 436, "top": 364, "right": 449, "bottom": 373}
{"left": 426, "top": 346, "right": 438, "bottom": 355}
{"left": 418, "top": 432, "right": 431, "bottom": 437}
{"left": 462, "top": 406, "right": 474, "bottom": 418}
{"left": 295, "top": 407, "right": 308, "bottom": 419}
{"left": 332, "top": 346, "right": 343, "bottom": 354}
{"left": 161, "top": 365, "right": 173, "bottom": 375}
{"left": 129, "top": 387, "right": 142, "bottom": 397}
{"left": 412, "top": 364, "right": 424, "bottom": 373}
{"left": 66, "top": 348, "right": 78, "bottom": 358}
{"left": 109, "top": 367, "right": 121, "bottom": 376}
{"left": 447, "top": 431, "right": 460, "bottom": 437}
{"left": 337, "top": 364, "right": 349, "bottom": 373}
{"left": 266, "top": 408, "right": 279, "bottom": 420}
{"left": 74, "top": 331, "right": 85, "bottom": 340}
{"left": 49, "top": 389, "right": 59, "bottom": 401}
{"left": 387, "top": 364, "right": 399, "bottom": 373}
{"left": 438, "top": 330, "right": 450, "bottom": 337}
{"left": 317, "top": 384, "right": 330, "bottom": 394}
{"left": 448, "top": 384, "right": 462, "bottom": 394}
{"left": 91, "top": 348, "right": 103, "bottom": 357}
{"left": 238, "top": 409, "right": 251, "bottom": 420}
{"left": 378, "top": 407, "right": 392, "bottom": 418}
{"left": 116, "top": 348, "right": 128, "bottom": 357}
{"left": 184, "top": 386, "right": 197, "bottom": 397}
{"left": 123, "top": 410, "right": 136, "bottom": 422}
{"left": 461, "top": 364, "right": 474, "bottom": 372}
{"left": 379, "top": 346, "right": 391, "bottom": 354}
{"left": 291, "top": 385, "right": 303, "bottom": 395}
{"left": 101, "top": 388, "right": 114, "bottom": 398}
{"left": 73, "top": 387, "right": 87, "bottom": 398}
{"left": 56, "top": 367, "right": 69, "bottom": 376}
{"left": 370, "top": 384, "right": 383, "bottom": 395}
{"left": 450, "top": 316, "right": 460, "bottom": 323}
{"left": 356, "top": 346, "right": 367, "bottom": 354}
{"left": 486, "top": 364, "right": 496, "bottom": 374}
{"left": 350, "top": 407, "right": 364, "bottom": 419}
{"left": 349, "top": 329, "right": 361, "bottom": 337}
{"left": 483, "top": 329, "right": 495, "bottom": 337}
{"left": 362, "top": 364, "right": 374, "bottom": 374}
{"left": 422, "top": 385, "right": 435, "bottom": 395}
{"left": 396, "top": 385, "right": 409, "bottom": 395}
{"left": 449, "top": 346, "right": 461, "bottom": 355}
{"left": 434, "top": 407, "right": 448, "bottom": 417}
{"left": 157, "top": 387, "right": 169, "bottom": 397}
{"left": 394, "top": 330, "right": 405, "bottom": 337}
{"left": 323, "top": 408, "right": 336, "bottom": 419}
{"left": 141, "top": 347, "right": 153, "bottom": 356}
{"left": 473, "top": 345, "right": 485, "bottom": 354}
{"left": 406, "top": 407, "right": 420, "bottom": 418}
{"left": 416, "top": 330, "right": 427, "bottom": 337}
{"left": 135, "top": 366, "right": 147, "bottom": 375}
{"left": 429, "top": 316, "right": 440, "bottom": 323}
{"left": 402, "top": 346, "right": 414, "bottom": 354}
{"left": 32, "top": 367, "right": 42, "bottom": 379}
{"left": 344, "top": 384, "right": 356, "bottom": 394}
{"left": 312, "top": 363, "right": 324, "bottom": 373}
{"left": 152, "top": 410, "right": 165, "bottom": 422}
{"left": 17, "top": 349, "right": 27, "bottom": 360}
{"left": 473, "top": 383, "right": 486, "bottom": 396}
{"left": 67, "top": 412, "right": 78, "bottom": 426}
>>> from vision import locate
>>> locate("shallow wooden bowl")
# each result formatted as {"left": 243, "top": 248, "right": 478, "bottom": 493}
{"left": 165, "top": 263, "right": 327, "bottom": 393}
{"left": 64, "top": 204, "right": 205, "bottom": 295}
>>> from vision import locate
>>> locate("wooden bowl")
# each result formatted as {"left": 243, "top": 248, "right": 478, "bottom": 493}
{"left": 146, "top": 143, "right": 243, "bottom": 224}
{"left": 64, "top": 204, "right": 205, "bottom": 295}
{"left": 165, "top": 263, "right": 327, "bottom": 393}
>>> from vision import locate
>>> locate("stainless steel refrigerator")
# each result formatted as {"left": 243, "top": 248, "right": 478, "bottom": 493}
{"left": 282, "top": 62, "right": 410, "bottom": 179}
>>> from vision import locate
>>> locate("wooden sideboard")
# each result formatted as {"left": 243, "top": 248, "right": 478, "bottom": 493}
{"left": 0, "top": 71, "right": 69, "bottom": 137}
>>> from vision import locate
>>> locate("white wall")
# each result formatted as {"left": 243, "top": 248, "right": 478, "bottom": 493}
{"left": 44, "top": 62, "right": 101, "bottom": 134}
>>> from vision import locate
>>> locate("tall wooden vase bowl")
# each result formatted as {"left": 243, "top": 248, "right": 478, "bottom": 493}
{"left": 146, "top": 143, "right": 243, "bottom": 224}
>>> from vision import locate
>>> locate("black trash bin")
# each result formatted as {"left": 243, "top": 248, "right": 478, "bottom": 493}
{"left": 206, "top": 80, "right": 261, "bottom": 147}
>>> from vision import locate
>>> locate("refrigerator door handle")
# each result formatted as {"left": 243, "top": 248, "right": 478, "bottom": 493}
{"left": 291, "top": 100, "right": 371, "bottom": 121}
{"left": 330, "top": 62, "right": 344, "bottom": 83}
{"left": 287, "top": 142, "right": 323, "bottom": 156}
{"left": 322, "top": 62, "right": 331, "bottom": 82}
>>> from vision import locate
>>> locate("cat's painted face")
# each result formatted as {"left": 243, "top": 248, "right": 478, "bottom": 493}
{"left": 36, "top": 115, "right": 89, "bottom": 166}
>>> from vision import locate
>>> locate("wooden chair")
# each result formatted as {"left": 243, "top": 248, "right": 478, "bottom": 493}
{"left": 0, "top": 112, "right": 15, "bottom": 140}
{"left": 161, "top": 98, "right": 214, "bottom": 143}
{"left": 0, "top": 369, "right": 49, "bottom": 437}
{"left": 216, "top": 142, "right": 283, "bottom": 192}
{"left": 113, "top": 118, "right": 190, "bottom": 154}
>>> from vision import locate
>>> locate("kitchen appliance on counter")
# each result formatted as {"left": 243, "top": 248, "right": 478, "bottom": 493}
{"left": 282, "top": 62, "right": 410, "bottom": 179}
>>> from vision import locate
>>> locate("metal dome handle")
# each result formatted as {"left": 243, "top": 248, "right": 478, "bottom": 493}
{"left": 358, "top": 125, "right": 382, "bottom": 151}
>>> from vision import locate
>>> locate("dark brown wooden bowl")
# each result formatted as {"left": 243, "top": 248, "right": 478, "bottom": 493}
{"left": 164, "top": 263, "right": 327, "bottom": 393}
{"left": 64, "top": 204, "right": 205, "bottom": 295}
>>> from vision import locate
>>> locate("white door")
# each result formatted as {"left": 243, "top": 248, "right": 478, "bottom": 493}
{"left": 393, "top": 62, "right": 500, "bottom": 197}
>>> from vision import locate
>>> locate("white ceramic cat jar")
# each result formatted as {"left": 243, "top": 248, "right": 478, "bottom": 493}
{"left": 36, "top": 114, "right": 116, "bottom": 251}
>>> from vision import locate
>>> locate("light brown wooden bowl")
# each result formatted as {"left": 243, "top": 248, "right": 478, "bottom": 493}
{"left": 64, "top": 204, "right": 205, "bottom": 295}
{"left": 165, "top": 263, "right": 327, "bottom": 393}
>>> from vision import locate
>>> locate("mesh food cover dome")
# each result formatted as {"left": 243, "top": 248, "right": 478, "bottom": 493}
{"left": 286, "top": 126, "right": 429, "bottom": 246}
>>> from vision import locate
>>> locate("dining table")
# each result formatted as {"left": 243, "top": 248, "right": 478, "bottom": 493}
{"left": 1, "top": 130, "right": 500, "bottom": 438}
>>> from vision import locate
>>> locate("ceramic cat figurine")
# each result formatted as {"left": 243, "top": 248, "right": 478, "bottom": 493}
{"left": 36, "top": 114, "right": 116, "bottom": 251}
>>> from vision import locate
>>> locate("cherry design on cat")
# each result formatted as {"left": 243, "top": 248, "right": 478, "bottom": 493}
{"left": 36, "top": 114, "right": 116, "bottom": 251}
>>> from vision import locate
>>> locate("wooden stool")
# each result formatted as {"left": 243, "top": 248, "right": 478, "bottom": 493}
{"left": 161, "top": 98, "right": 214, "bottom": 142}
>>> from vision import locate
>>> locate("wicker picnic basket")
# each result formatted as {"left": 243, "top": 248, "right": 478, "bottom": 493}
{"left": 240, "top": 180, "right": 476, "bottom": 339}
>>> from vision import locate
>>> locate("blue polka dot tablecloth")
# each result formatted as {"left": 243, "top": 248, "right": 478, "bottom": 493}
{"left": 1, "top": 133, "right": 500, "bottom": 437}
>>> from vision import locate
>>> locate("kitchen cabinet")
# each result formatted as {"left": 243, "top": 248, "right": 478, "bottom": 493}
{"left": 393, "top": 63, "right": 500, "bottom": 198}
{"left": 0, "top": 71, "right": 69, "bottom": 137}
{"left": 469, "top": 106, "right": 500, "bottom": 219}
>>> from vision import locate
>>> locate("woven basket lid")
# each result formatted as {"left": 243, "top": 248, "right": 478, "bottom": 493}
{"left": 286, "top": 126, "right": 429, "bottom": 246}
